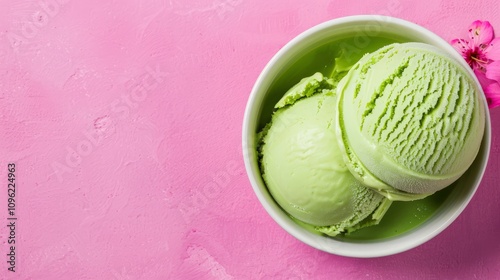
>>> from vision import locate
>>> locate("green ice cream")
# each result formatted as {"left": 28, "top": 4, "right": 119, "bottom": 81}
{"left": 336, "top": 43, "right": 485, "bottom": 200}
{"left": 259, "top": 73, "right": 391, "bottom": 236}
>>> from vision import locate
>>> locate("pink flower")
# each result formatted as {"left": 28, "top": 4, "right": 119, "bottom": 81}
{"left": 451, "top": 20, "right": 500, "bottom": 108}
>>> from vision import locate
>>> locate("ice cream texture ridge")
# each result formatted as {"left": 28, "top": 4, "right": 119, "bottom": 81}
{"left": 257, "top": 42, "right": 486, "bottom": 236}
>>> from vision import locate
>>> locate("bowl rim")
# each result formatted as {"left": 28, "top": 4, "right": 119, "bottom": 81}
{"left": 242, "top": 15, "right": 491, "bottom": 258}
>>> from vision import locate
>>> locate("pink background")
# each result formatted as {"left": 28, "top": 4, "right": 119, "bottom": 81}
{"left": 0, "top": 0, "right": 499, "bottom": 279}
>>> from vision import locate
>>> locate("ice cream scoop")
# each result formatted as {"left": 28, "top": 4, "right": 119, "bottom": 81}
{"left": 259, "top": 73, "right": 391, "bottom": 235}
{"left": 336, "top": 42, "right": 486, "bottom": 200}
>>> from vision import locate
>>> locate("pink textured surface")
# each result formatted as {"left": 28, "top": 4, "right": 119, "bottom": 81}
{"left": 1, "top": 0, "right": 500, "bottom": 279}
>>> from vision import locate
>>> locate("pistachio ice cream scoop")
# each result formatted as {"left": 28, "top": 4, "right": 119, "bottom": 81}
{"left": 259, "top": 73, "right": 391, "bottom": 236}
{"left": 336, "top": 43, "right": 486, "bottom": 200}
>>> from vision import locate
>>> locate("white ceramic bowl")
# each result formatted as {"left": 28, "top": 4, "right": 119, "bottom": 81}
{"left": 242, "top": 15, "right": 491, "bottom": 257}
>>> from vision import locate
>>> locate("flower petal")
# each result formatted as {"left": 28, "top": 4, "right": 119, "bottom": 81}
{"left": 485, "top": 38, "right": 500, "bottom": 60}
{"left": 450, "top": 38, "right": 471, "bottom": 61}
{"left": 475, "top": 68, "right": 494, "bottom": 88}
{"left": 468, "top": 20, "right": 494, "bottom": 47}
{"left": 485, "top": 82, "right": 500, "bottom": 108}
{"left": 485, "top": 60, "right": 500, "bottom": 82}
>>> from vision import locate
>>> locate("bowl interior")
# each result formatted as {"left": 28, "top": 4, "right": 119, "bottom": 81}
{"left": 243, "top": 16, "right": 491, "bottom": 257}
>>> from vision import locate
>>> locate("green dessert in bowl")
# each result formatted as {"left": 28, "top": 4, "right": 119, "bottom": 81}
{"left": 243, "top": 16, "right": 491, "bottom": 257}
